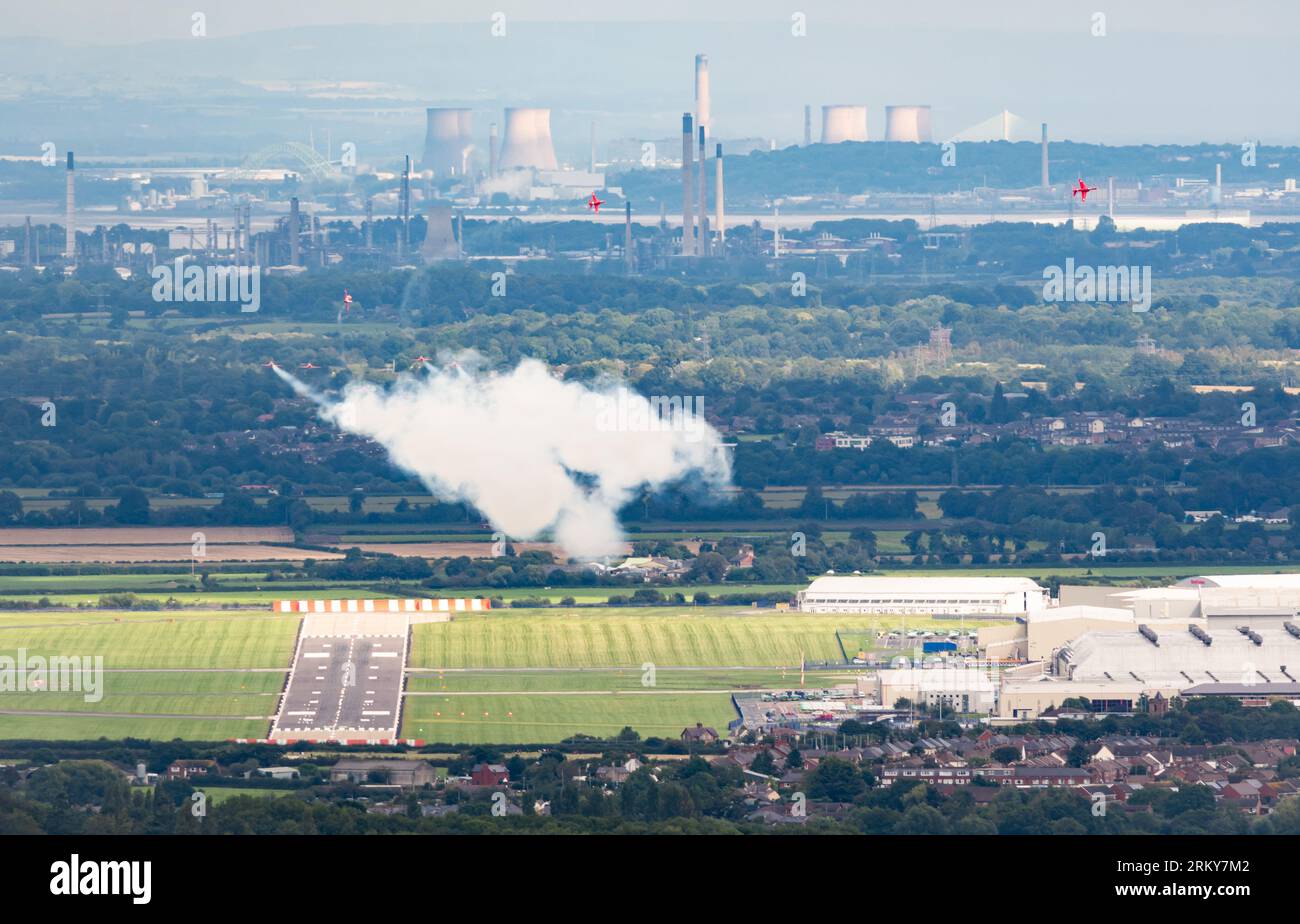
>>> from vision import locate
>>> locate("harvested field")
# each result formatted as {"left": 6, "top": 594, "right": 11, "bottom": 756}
{"left": 0, "top": 545, "right": 341, "bottom": 563}
{"left": 0, "top": 527, "right": 294, "bottom": 545}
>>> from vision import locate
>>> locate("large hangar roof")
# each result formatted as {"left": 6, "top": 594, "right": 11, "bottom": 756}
{"left": 1176, "top": 574, "right": 1300, "bottom": 589}
{"left": 1065, "top": 625, "right": 1300, "bottom": 684}
{"left": 804, "top": 576, "right": 1044, "bottom": 595}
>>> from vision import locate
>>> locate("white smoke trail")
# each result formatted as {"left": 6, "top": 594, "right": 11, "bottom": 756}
{"left": 273, "top": 357, "right": 731, "bottom": 559}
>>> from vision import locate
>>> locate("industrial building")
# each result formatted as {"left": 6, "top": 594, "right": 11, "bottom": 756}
{"left": 872, "top": 668, "right": 997, "bottom": 714}
{"left": 797, "top": 575, "right": 1048, "bottom": 616}
{"left": 987, "top": 577, "right": 1300, "bottom": 722}
{"left": 980, "top": 604, "right": 1140, "bottom": 661}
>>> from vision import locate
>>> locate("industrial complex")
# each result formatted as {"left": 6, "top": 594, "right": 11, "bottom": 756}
{"left": 794, "top": 572, "right": 1300, "bottom": 725}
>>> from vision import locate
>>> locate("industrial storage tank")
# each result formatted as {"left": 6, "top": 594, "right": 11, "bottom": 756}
{"left": 884, "top": 105, "right": 933, "bottom": 142}
{"left": 820, "top": 105, "right": 869, "bottom": 143}
{"left": 421, "top": 108, "right": 474, "bottom": 176}
{"left": 498, "top": 107, "right": 559, "bottom": 171}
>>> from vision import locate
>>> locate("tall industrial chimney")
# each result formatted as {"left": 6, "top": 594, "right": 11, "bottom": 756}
{"left": 488, "top": 123, "right": 499, "bottom": 177}
{"left": 697, "top": 125, "right": 708, "bottom": 256}
{"left": 64, "top": 151, "right": 75, "bottom": 262}
{"left": 804, "top": 105, "right": 812, "bottom": 146}
{"left": 499, "top": 108, "right": 559, "bottom": 171}
{"left": 401, "top": 155, "right": 412, "bottom": 256}
{"left": 421, "top": 108, "right": 474, "bottom": 176}
{"left": 884, "top": 105, "right": 933, "bottom": 142}
{"left": 1108, "top": 176, "right": 1116, "bottom": 218}
{"left": 821, "top": 106, "right": 869, "bottom": 143}
{"left": 715, "top": 143, "right": 725, "bottom": 251}
{"left": 23, "top": 216, "right": 32, "bottom": 267}
{"left": 624, "top": 201, "right": 634, "bottom": 273}
{"left": 364, "top": 197, "right": 374, "bottom": 249}
{"left": 1214, "top": 163, "right": 1223, "bottom": 205}
{"left": 681, "top": 113, "right": 695, "bottom": 257}
{"left": 1040, "top": 122, "right": 1050, "bottom": 189}
{"left": 694, "top": 54, "right": 710, "bottom": 137}
{"left": 288, "top": 197, "right": 300, "bottom": 266}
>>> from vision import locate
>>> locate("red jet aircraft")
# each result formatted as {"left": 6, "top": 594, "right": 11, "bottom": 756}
{"left": 586, "top": 193, "right": 603, "bottom": 214}
{"left": 1072, "top": 179, "right": 1098, "bottom": 201}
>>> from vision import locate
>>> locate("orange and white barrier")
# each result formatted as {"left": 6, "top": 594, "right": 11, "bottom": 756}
{"left": 274, "top": 598, "right": 490, "bottom": 614}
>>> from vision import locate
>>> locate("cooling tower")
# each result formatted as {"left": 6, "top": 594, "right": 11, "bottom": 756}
{"left": 821, "top": 106, "right": 868, "bottom": 144}
{"left": 422, "top": 108, "right": 474, "bottom": 176}
{"left": 884, "top": 105, "right": 933, "bottom": 143}
{"left": 498, "top": 108, "right": 559, "bottom": 171}
{"left": 421, "top": 201, "right": 460, "bottom": 261}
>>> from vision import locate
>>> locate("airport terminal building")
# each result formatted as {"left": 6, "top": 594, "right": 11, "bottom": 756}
{"left": 797, "top": 575, "right": 1049, "bottom": 616}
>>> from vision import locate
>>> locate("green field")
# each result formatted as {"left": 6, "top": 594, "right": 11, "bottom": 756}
{"left": 0, "top": 611, "right": 298, "bottom": 669}
{"left": 408, "top": 608, "right": 851, "bottom": 669}
{"left": 400, "top": 692, "right": 737, "bottom": 744}
{"left": 0, "top": 715, "right": 270, "bottom": 740}
{"left": 404, "top": 667, "right": 848, "bottom": 694}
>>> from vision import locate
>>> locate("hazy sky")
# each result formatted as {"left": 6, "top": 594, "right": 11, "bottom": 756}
{"left": 2, "top": 0, "right": 1293, "bottom": 43}
{"left": 2, "top": 1, "right": 1297, "bottom": 149}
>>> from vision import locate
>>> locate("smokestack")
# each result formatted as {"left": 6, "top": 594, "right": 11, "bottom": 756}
{"left": 401, "top": 154, "right": 412, "bottom": 256}
{"left": 64, "top": 151, "right": 75, "bottom": 262}
{"left": 821, "top": 106, "right": 869, "bottom": 143}
{"left": 884, "top": 105, "right": 933, "bottom": 142}
{"left": 23, "top": 216, "right": 31, "bottom": 267}
{"left": 365, "top": 197, "right": 374, "bottom": 249}
{"left": 1108, "top": 176, "right": 1116, "bottom": 218}
{"left": 422, "top": 108, "right": 474, "bottom": 176}
{"left": 1214, "top": 163, "right": 1223, "bottom": 205}
{"left": 624, "top": 201, "right": 634, "bottom": 273}
{"left": 1040, "top": 122, "right": 1050, "bottom": 189}
{"left": 288, "top": 197, "right": 300, "bottom": 266}
{"left": 697, "top": 125, "right": 708, "bottom": 256}
{"left": 694, "top": 54, "right": 710, "bottom": 137}
{"left": 488, "top": 123, "right": 499, "bottom": 178}
{"left": 681, "top": 113, "right": 695, "bottom": 257}
{"left": 715, "top": 143, "right": 725, "bottom": 252}
{"left": 804, "top": 105, "right": 812, "bottom": 146}
{"left": 499, "top": 108, "right": 559, "bottom": 171}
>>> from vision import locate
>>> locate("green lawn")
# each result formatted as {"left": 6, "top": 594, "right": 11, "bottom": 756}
{"left": 408, "top": 607, "right": 849, "bottom": 669}
{"left": 404, "top": 667, "right": 849, "bottom": 694}
{"left": 400, "top": 692, "right": 737, "bottom": 745}
{"left": 0, "top": 715, "right": 269, "bottom": 740}
{"left": 0, "top": 610, "right": 298, "bottom": 669}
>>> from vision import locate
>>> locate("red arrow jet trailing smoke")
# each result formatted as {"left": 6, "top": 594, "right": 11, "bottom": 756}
{"left": 1072, "top": 179, "right": 1098, "bottom": 201}
{"left": 586, "top": 193, "right": 603, "bottom": 214}
{"left": 262, "top": 360, "right": 279, "bottom": 369}
{"left": 298, "top": 362, "right": 320, "bottom": 370}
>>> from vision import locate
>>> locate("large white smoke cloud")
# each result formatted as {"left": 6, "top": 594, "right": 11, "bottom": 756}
{"left": 276, "top": 357, "right": 731, "bottom": 559}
